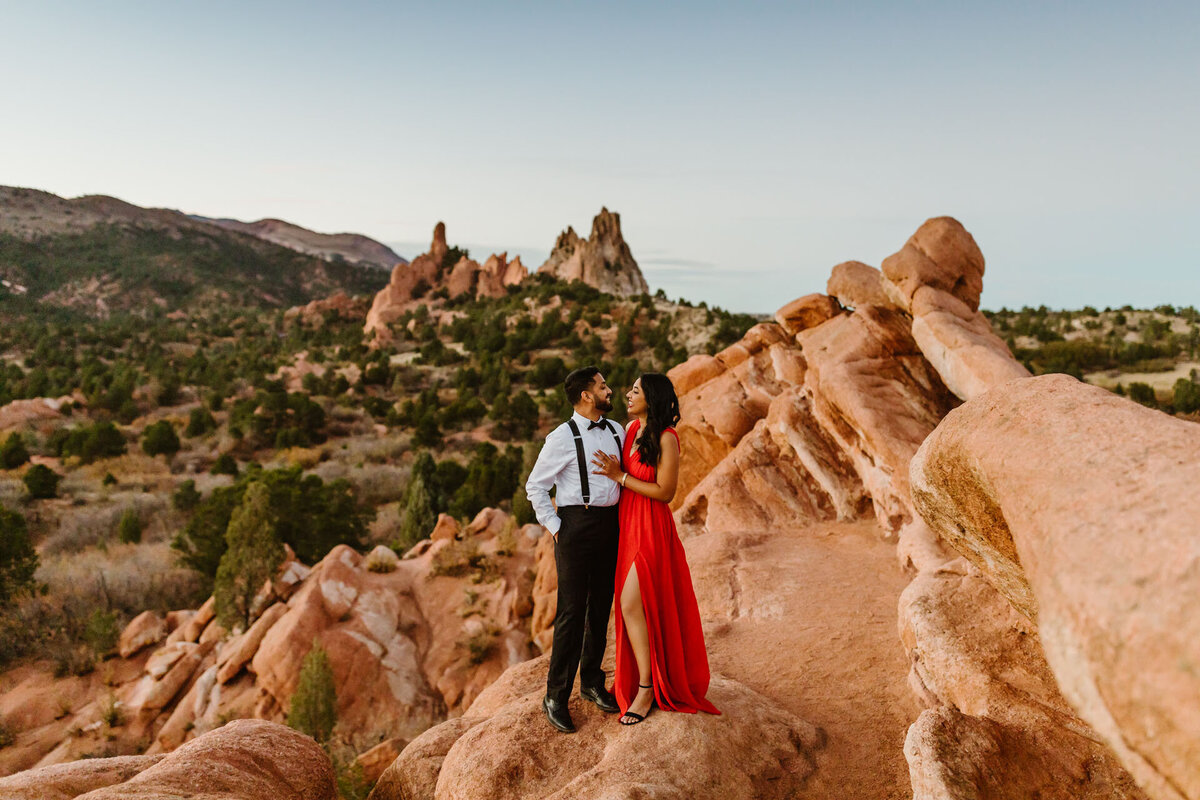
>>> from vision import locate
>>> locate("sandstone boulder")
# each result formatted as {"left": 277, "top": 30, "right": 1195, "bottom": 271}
{"left": 826, "top": 260, "right": 891, "bottom": 309}
{"left": 0, "top": 754, "right": 164, "bottom": 800}
{"left": 881, "top": 216, "right": 984, "bottom": 313}
{"left": 911, "top": 374, "right": 1200, "bottom": 800}
{"left": 774, "top": 293, "right": 842, "bottom": 336}
{"left": 906, "top": 706, "right": 1146, "bottom": 800}
{"left": 118, "top": 611, "right": 167, "bottom": 658}
{"left": 369, "top": 655, "right": 824, "bottom": 800}
{"left": 77, "top": 719, "right": 335, "bottom": 799}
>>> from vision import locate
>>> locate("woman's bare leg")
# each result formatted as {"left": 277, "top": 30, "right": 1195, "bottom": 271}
{"left": 620, "top": 568, "right": 654, "bottom": 722}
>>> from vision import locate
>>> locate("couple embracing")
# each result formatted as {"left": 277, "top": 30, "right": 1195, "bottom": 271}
{"left": 526, "top": 366, "right": 720, "bottom": 732}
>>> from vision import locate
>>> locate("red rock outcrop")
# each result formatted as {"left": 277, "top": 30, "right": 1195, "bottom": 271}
{"left": 797, "top": 304, "right": 958, "bottom": 533}
{"left": 826, "top": 260, "right": 892, "bottom": 309}
{"left": 911, "top": 374, "right": 1200, "bottom": 800}
{"left": 369, "top": 655, "right": 824, "bottom": 800}
{"left": 0, "top": 510, "right": 539, "bottom": 773}
{"left": 667, "top": 322, "right": 805, "bottom": 507}
{"left": 881, "top": 218, "right": 1028, "bottom": 400}
{"left": 537, "top": 208, "right": 649, "bottom": 297}
{"left": 774, "top": 293, "right": 843, "bottom": 336}
{"left": 0, "top": 719, "right": 336, "bottom": 800}
{"left": 0, "top": 396, "right": 73, "bottom": 434}
{"left": 364, "top": 223, "right": 449, "bottom": 345}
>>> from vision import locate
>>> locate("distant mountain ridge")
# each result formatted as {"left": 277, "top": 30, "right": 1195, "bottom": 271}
{"left": 192, "top": 216, "right": 406, "bottom": 271}
{"left": 0, "top": 186, "right": 391, "bottom": 316}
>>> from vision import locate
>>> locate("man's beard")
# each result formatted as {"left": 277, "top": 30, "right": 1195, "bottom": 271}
{"left": 595, "top": 397, "right": 614, "bottom": 413}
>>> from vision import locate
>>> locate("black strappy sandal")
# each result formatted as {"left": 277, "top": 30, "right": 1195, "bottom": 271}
{"left": 619, "top": 684, "right": 654, "bottom": 726}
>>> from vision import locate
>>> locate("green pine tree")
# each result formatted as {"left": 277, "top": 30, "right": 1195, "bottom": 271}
{"left": 0, "top": 504, "right": 39, "bottom": 608}
{"left": 214, "top": 481, "right": 284, "bottom": 631}
{"left": 0, "top": 434, "right": 30, "bottom": 470}
{"left": 397, "top": 472, "right": 435, "bottom": 550}
{"left": 287, "top": 641, "right": 337, "bottom": 744}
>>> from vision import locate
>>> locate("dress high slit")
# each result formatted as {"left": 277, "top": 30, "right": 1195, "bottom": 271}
{"left": 613, "top": 421, "right": 720, "bottom": 716}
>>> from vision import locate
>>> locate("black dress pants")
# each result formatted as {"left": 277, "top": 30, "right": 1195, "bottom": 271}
{"left": 546, "top": 504, "right": 619, "bottom": 704}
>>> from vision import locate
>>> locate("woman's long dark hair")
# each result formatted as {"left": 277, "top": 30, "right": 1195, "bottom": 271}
{"left": 636, "top": 372, "right": 680, "bottom": 468}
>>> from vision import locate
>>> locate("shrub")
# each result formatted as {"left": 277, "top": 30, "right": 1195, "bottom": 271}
{"left": 24, "top": 464, "right": 62, "bottom": 499}
{"left": 0, "top": 434, "right": 29, "bottom": 470}
{"left": 142, "top": 420, "right": 181, "bottom": 457}
{"left": 214, "top": 481, "right": 284, "bottom": 631}
{"left": 287, "top": 641, "right": 337, "bottom": 744}
{"left": 185, "top": 407, "right": 217, "bottom": 437}
{"left": 463, "top": 628, "right": 497, "bottom": 665}
{"left": 364, "top": 547, "right": 398, "bottom": 573}
{"left": 51, "top": 422, "right": 127, "bottom": 463}
{"left": 84, "top": 609, "right": 120, "bottom": 660}
{"left": 0, "top": 718, "right": 13, "bottom": 749}
{"left": 210, "top": 453, "right": 239, "bottom": 476}
{"left": 99, "top": 692, "right": 123, "bottom": 727}
{"left": 1127, "top": 382, "right": 1157, "bottom": 408}
{"left": 173, "top": 479, "right": 201, "bottom": 511}
{"left": 117, "top": 509, "right": 142, "bottom": 544}
{"left": 102, "top": 472, "right": 118, "bottom": 487}
{"left": 0, "top": 504, "right": 38, "bottom": 608}
{"left": 1174, "top": 377, "right": 1200, "bottom": 414}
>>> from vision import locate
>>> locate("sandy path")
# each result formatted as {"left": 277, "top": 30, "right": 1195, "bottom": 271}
{"left": 686, "top": 519, "right": 918, "bottom": 800}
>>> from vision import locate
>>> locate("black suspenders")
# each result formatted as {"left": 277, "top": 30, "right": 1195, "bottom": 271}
{"left": 565, "top": 418, "right": 623, "bottom": 509}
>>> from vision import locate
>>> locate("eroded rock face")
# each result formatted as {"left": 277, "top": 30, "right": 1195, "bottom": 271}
{"left": 537, "top": 208, "right": 649, "bottom": 297}
{"left": 88, "top": 719, "right": 333, "bottom": 800}
{"left": 911, "top": 374, "right": 1200, "bottom": 800}
{"left": 826, "top": 261, "right": 891, "bottom": 309}
{"left": 667, "top": 322, "right": 805, "bottom": 507}
{"left": 0, "top": 754, "right": 165, "bottom": 800}
{"left": 364, "top": 223, "right": 449, "bottom": 345}
{"left": 798, "top": 305, "right": 958, "bottom": 533}
{"left": 906, "top": 706, "right": 1146, "bottom": 800}
{"left": 774, "top": 293, "right": 843, "bottom": 336}
{"left": 881, "top": 216, "right": 985, "bottom": 313}
{"left": 881, "top": 217, "right": 1028, "bottom": 400}
{"left": 369, "top": 655, "right": 824, "bottom": 800}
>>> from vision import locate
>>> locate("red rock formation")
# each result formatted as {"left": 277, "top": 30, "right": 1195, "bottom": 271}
{"left": 537, "top": 208, "right": 649, "bottom": 297}
{"left": 364, "top": 223, "right": 448, "bottom": 345}
{"left": 911, "top": 374, "right": 1200, "bottom": 800}
{"left": 667, "top": 323, "right": 804, "bottom": 507}
{"left": 827, "top": 260, "right": 892, "bottom": 309}
{"left": 774, "top": 293, "right": 843, "bottom": 336}
{"left": 881, "top": 218, "right": 1029, "bottom": 400}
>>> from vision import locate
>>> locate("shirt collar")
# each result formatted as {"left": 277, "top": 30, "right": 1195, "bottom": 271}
{"left": 571, "top": 411, "right": 605, "bottom": 428}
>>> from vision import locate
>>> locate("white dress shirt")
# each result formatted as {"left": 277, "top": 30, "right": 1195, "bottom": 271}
{"left": 525, "top": 411, "right": 626, "bottom": 535}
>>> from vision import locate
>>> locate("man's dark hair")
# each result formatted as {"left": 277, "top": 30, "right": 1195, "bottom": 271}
{"left": 564, "top": 366, "right": 601, "bottom": 405}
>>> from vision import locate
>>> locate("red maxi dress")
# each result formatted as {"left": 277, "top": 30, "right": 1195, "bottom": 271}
{"left": 613, "top": 420, "right": 720, "bottom": 716}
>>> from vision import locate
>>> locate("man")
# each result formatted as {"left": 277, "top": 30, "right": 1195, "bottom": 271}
{"left": 525, "top": 366, "right": 625, "bottom": 732}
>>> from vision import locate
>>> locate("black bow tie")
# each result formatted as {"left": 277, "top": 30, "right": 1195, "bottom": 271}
{"left": 587, "top": 419, "right": 607, "bottom": 430}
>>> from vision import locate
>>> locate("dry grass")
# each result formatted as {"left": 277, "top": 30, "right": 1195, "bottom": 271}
{"left": 41, "top": 493, "right": 170, "bottom": 555}
{"left": 38, "top": 541, "right": 207, "bottom": 619}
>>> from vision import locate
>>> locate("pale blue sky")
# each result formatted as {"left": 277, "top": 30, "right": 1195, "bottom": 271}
{"left": 2, "top": 1, "right": 1197, "bottom": 312}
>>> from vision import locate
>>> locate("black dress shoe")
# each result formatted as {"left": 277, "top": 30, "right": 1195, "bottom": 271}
{"left": 543, "top": 695, "right": 575, "bottom": 733}
{"left": 581, "top": 685, "right": 619, "bottom": 713}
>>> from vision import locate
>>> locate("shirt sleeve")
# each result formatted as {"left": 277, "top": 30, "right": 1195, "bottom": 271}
{"left": 525, "top": 427, "right": 572, "bottom": 535}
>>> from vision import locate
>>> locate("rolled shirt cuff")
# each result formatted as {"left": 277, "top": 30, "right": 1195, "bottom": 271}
{"left": 544, "top": 515, "right": 562, "bottom": 535}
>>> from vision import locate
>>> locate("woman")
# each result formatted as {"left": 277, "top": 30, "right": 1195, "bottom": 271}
{"left": 591, "top": 373, "right": 720, "bottom": 725}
